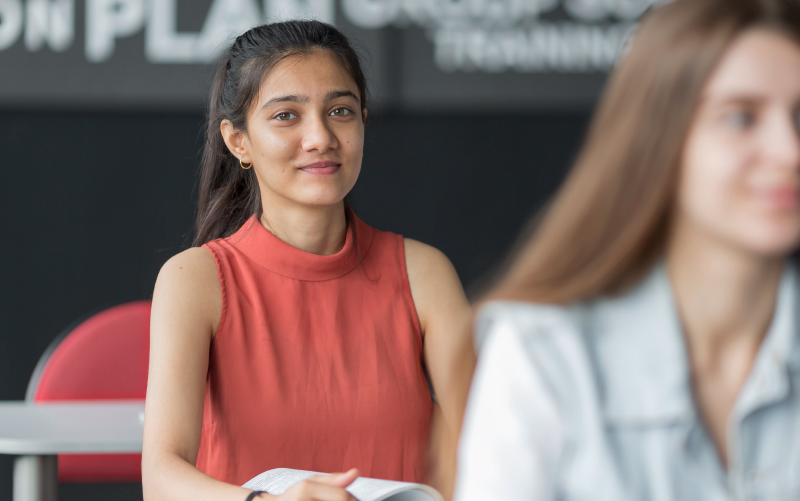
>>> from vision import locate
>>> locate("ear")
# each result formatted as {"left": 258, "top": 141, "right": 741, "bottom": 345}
{"left": 220, "top": 120, "right": 252, "bottom": 163}
{"left": 362, "top": 108, "right": 368, "bottom": 125}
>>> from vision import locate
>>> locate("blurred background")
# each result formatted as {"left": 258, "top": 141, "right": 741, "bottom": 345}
{"left": 0, "top": 0, "right": 656, "bottom": 499}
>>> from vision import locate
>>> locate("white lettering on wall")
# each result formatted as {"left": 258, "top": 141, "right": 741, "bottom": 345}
{"left": 0, "top": 0, "right": 662, "bottom": 73}
{"left": 341, "top": 0, "right": 396, "bottom": 29}
{"left": 25, "top": 0, "right": 74, "bottom": 52}
{"left": 146, "top": 0, "right": 333, "bottom": 64}
{"left": 85, "top": 0, "right": 145, "bottom": 62}
{"left": 194, "top": 0, "right": 261, "bottom": 62}
{"left": 0, "top": 0, "right": 23, "bottom": 51}
{"left": 343, "top": 0, "right": 561, "bottom": 29}
{"left": 267, "top": 0, "right": 334, "bottom": 23}
{"left": 435, "top": 23, "right": 634, "bottom": 73}
{"left": 341, "top": 0, "right": 652, "bottom": 72}
{"left": 565, "top": 0, "right": 653, "bottom": 21}
{"left": 145, "top": 0, "right": 197, "bottom": 63}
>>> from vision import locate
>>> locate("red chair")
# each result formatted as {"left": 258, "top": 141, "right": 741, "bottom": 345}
{"left": 26, "top": 301, "right": 151, "bottom": 482}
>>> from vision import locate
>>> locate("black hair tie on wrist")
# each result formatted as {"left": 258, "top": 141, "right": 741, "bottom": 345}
{"left": 245, "top": 491, "right": 266, "bottom": 501}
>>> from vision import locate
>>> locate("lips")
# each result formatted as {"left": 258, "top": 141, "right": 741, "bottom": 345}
{"left": 299, "top": 161, "right": 341, "bottom": 175}
{"left": 761, "top": 186, "right": 800, "bottom": 210}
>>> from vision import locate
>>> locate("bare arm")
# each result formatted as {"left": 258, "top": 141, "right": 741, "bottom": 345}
{"left": 404, "top": 240, "right": 476, "bottom": 500}
{"left": 142, "top": 247, "right": 253, "bottom": 501}
{"left": 142, "top": 248, "right": 358, "bottom": 501}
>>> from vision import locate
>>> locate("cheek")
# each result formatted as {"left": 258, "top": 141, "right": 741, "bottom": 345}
{"left": 679, "top": 131, "right": 744, "bottom": 223}
{"left": 343, "top": 128, "right": 364, "bottom": 152}
{"left": 339, "top": 128, "right": 365, "bottom": 172}
{"left": 678, "top": 130, "right": 800, "bottom": 254}
{"left": 254, "top": 130, "right": 300, "bottom": 174}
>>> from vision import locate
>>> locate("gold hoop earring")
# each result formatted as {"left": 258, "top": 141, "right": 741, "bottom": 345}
{"left": 240, "top": 158, "right": 252, "bottom": 170}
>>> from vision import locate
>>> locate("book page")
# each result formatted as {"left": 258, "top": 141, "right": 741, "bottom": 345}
{"left": 243, "top": 468, "right": 443, "bottom": 501}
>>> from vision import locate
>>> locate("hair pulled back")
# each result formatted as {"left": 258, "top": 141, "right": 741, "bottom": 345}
{"left": 194, "top": 20, "right": 368, "bottom": 246}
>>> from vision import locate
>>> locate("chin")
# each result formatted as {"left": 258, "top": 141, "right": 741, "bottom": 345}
{"left": 292, "top": 179, "right": 356, "bottom": 207}
{"left": 296, "top": 191, "right": 349, "bottom": 207}
{"left": 741, "top": 227, "right": 800, "bottom": 257}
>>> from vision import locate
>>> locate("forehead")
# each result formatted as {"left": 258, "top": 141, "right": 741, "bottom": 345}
{"left": 259, "top": 50, "right": 359, "bottom": 100}
{"left": 703, "top": 29, "right": 800, "bottom": 101}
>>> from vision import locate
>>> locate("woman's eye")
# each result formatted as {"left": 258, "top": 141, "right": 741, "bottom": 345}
{"left": 330, "top": 108, "right": 351, "bottom": 117}
{"left": 726, "top": 110, "right": 756, "bottom": 130}
{"left": 276, "top": 112, "right": 297, "bottom": 121}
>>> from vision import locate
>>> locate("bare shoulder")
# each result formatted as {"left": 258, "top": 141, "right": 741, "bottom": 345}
{"left": 403, "top": 238, "right": 468, "bottom": 332}
{"left": 404, "top": 238, "right": 457, "bottom": 278}
{"left": 158, "top": 247, "right": 218, "bottom": 283}
{"left": 155, "top": 247, "right": 219, "bottom": 300}
{"left": 152, "top": 247, "right": 221, "bottom": 337}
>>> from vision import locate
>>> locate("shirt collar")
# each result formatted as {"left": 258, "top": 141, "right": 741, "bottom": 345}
{"left": 587, "top": 261, "right": 800, "bottom": 424}
{"left": 224, "top": 209, "right": 374, "bottom": 282}
{"left": 588, "top": 263, "right": 694, "bottom": 424}
{"left": 735, "top": 262, "right": 800, "bottom": 416}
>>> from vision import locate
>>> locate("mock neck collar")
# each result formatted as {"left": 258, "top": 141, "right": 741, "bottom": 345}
{"left": 225, "top": 210, "right": 374, "bottom": 282}
{"left": 588, "top": 261, "right": 800, "bottom": 424}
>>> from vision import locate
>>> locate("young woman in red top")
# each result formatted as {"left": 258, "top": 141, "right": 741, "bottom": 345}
{"left": 141, "top": 20, "right": 474, "bottom": 501}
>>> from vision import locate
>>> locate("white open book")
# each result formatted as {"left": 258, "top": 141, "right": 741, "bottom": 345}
{"left": 243, "top": 468, "right": 444, "bottom": 501}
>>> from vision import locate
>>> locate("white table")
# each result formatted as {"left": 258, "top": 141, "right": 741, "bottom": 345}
{"left": 0, "top": 401, "right": 145, "bottom": 501}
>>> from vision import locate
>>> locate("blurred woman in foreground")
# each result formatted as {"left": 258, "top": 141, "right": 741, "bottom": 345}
{"left": 455, "top": 0, "right": 800, "bottom": 499}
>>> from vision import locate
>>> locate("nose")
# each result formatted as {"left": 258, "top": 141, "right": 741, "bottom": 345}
{"left": 301, "top": 115, "right": 338, "bottom": 153}
{"left": 764, "top": 112, "right": 800, "bottom": 171}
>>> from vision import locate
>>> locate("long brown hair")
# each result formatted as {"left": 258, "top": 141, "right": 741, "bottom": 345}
{"left": 194, "top": 20, "right": 368, "bottom": 247}
{"left": 488, "top": 0, "right": 800, "bottom": 305}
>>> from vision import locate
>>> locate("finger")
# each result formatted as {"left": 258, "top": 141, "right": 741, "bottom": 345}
{"left": 291, "top": 480, "right": 356, "bottom": 501}
{"left": 312, "top": 468, "right": 359, "bottom": 488}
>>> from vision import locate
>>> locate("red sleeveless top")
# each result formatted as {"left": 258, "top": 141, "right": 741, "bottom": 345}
{"left": 196, "top": 213, "right": 432, "bottom": 486}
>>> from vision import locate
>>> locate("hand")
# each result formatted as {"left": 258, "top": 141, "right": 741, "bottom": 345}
{"left": 273, "top": 468, "right": 359, "bottom": 501}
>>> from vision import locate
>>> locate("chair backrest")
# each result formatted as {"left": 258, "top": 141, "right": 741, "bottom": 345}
{"left": 27, "top": 301, "right": 151, "bottom": 482}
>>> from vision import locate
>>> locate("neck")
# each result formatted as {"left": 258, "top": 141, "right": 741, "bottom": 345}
{"left": 666, "top": 219, "right": 784, "bottom": 371}
{"left": 259, "top": 197, "right": 348, "bottom": 256}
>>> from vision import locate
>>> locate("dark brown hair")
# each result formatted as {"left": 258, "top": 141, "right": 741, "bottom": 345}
{"left": 488, "top": 0, "right": 800, "bottom": 305}
{"left": 194, "top": 20, "right": 368, "bottom": 247}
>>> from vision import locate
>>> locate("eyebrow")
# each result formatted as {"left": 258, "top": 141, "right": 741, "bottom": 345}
{"left": 260, "top": 89, "right": 360, "bottom": 111}
{"left": 702, "top": 93, "right": 769, "bottom": 107}
{"left": 261, "top": 94, "right": 307, "bottom": 110}
{"left": 325, "top": 90, "right": 360, "bottom": 104}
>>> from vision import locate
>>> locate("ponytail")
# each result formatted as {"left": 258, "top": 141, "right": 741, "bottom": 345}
{"left": 194, "top": 55, "right": 261, "bottom": 246}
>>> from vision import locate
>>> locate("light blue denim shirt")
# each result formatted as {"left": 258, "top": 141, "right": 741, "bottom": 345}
{"left": 454, "top": 264, "right": 800, "bottom": 501}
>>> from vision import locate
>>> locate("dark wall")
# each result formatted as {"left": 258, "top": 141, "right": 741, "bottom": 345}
{"left": 0, "top": 110, "right": 590, "bottom": 500}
